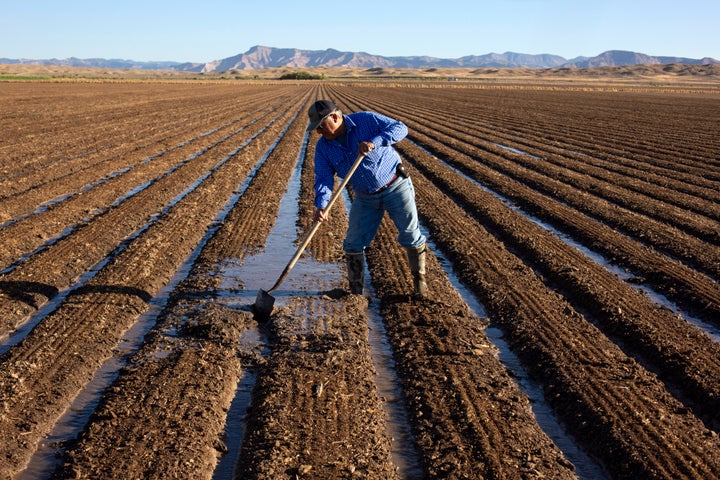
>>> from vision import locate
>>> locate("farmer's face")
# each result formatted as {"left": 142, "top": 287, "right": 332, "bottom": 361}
{"left": 316, "top": 112, "right": 342, "bottom": 140}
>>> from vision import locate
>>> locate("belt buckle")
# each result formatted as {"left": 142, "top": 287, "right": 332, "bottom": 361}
{"left": 374, "top": 174, "right": 397, "bottom": 194}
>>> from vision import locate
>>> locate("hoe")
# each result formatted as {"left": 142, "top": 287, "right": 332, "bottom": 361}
{"left": 253, "top": 153, "right": 365, "bottom": 321}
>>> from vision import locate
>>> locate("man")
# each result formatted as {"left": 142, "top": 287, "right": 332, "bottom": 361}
{"left": 307, "top": 99, "right": 428, "bottom": 297}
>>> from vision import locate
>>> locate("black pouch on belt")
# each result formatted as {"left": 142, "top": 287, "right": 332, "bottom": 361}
{"left": 396, "top": 163, "right": 409, "bottom": 178}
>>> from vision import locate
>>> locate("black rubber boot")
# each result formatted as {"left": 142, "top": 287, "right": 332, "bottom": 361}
{"left": 346, "top": 252, "right": 365, "bottom": 294}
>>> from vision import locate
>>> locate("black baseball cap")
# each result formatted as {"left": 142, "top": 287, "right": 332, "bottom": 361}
{"left": 307, "top": 99, "right": 339, "bottom": 131}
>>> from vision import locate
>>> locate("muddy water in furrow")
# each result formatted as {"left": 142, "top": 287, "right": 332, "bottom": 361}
{"left": 211, "top": 138, "right": 323, "bottom": 476}
{"left": 213, "top": 135, "right": 419, "bottom": 478}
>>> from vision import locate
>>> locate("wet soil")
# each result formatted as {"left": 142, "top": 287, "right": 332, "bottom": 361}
{"left": 1, "top": 81, "right": 719, "bottom": 479}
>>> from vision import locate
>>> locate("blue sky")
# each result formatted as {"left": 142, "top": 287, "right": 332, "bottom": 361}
{"left": 3, "top": 0, "right": 718, "bottom": 62}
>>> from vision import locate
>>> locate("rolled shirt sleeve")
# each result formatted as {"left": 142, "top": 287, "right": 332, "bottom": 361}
{"left": 314, "top": 148, "right": 336, "bottom": 210}
{"left": 369, "top": 114, "right": 408, "bottom": 147}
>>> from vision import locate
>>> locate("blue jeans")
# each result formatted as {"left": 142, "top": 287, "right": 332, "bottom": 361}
{"left": 343, "top": 176, "right": 426, "bottom": 253}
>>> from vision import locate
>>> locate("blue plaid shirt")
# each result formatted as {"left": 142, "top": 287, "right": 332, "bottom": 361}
{"left": 314, "top": 111, "right": 408, "bottom": 209}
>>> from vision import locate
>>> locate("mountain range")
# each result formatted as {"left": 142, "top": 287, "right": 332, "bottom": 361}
{"left": 2, "top": 46, "right": 718, "bottom": 72}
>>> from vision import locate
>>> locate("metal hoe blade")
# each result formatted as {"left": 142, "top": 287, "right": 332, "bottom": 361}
{"left": 252, "top": 289, "right": 275, "bottom": 321}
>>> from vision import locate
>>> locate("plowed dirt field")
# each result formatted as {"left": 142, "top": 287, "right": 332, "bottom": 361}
{"left": 1, "top": 80, "right": 719, "bottom": 480}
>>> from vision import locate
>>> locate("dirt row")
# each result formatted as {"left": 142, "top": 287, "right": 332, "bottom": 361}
{"left": 0, "top": 85, "right": 292, "bottom": 221}
{"left": 333, "top": 87, "right": 720, "bottom": 321}
{"left": 338, "top": 87, "right": 720, "bottom": 273}
{"left": 2, "top": 81, "right": 719, "bottom": 479}
{"left": 359, "top": 86, "right": 720, "bottom": 200}
{"left": 406, "top": 151, "right": 720, "bottom": 478}
{"left": 329, "top": 86, "right": 720, "bottom": 478}
{"left": 0, "top": 84, "right": 292, "bottom": 182}
{"left": 52, "top": 92, "right": 324, "bottom": 479}
{"left": 0, "top": 99, "right": 288, "bottom": 336}
{"left": 0, "top": 101, "right": 274, "bottom": 272}
{"left": 415, "top": 103, "right": 720, "bottom": 236}
{"left": 386, "top": 87, "right": 720, "bottom": 175}
{"left": 0, "top": 85, "right": 309, "bottom": 477}
{"left": 392, "top": 133, "right": 720, "bottom": 425}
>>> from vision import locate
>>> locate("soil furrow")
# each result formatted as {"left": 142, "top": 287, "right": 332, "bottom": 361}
{"left": 0, "top": 84, "right": 288, "bottom": 183}
{"left": 404, "top": 157, "right": 720, "bottom": 478}
{"left": 397, "top": 139, "right": 720, "bottom": 430}
{"left": 0, "top": 93, "right": 306, "bottom": 478}
{"left": 4, "top": 81, "right": 720, "bottom": 480}
{"left": 366, "top": 220, "right": 577, "bottom": 479}
{"left": 402, "top": 128, "right": 720, "bottom": 320}
{"left": 0, "top": 105, "right": 276, "bottom": 271}
{"left": 0, "top": 105, "right": 277, "bottom": 337}
{"left": 0, "top": 89, "right": 284, "bottom": 220}
{"left": 52, "top": 94, "right": 317, "bottom": 479}
{"left": 343, "top": 89, "right": 720, "bottom": 252}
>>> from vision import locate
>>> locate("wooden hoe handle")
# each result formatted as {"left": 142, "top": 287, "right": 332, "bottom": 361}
{"left": 267, "top": 153, "right": 366, "bottom": 292}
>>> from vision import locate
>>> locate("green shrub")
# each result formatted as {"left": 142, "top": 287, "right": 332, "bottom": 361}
{"left": 278, "top": 71, "right": 325, "bottom": 80}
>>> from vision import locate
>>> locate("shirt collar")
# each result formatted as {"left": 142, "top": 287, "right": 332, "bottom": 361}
{"left": 343, "top": 114, "right": 357, "bottom": 131}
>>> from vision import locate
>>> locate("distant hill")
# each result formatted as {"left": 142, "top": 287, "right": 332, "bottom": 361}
{"left": 0, "top": 56, "right": 181, "bottom": 70}
{"left": 562, "top": 50, "right": 718, "bottom": 68}
{"left": 175, "top": 46, "right": 573, "bottom": 72}
{"left": 3, "top": 46, "right": 717, "bottom": 72}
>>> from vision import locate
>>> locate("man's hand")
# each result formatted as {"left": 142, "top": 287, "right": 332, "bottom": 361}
{"left": 358, "top": 141, "right": 375, "bottom": 155}
{"left": 315, "top": 208, "right": 328, "bottom": 223}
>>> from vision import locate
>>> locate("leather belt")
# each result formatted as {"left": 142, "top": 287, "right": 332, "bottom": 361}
{"left": 371, "top": 174, "right": 399, "bottom": 194}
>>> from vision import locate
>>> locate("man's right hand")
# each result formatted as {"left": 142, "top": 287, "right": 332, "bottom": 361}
{"left": 358, "top": 141, "right": 375, "bottom": 155}
{"left": 315, "top": 208, "right": 328, "bottom": 223}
